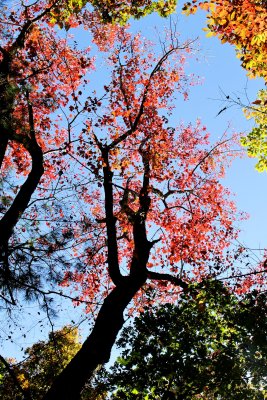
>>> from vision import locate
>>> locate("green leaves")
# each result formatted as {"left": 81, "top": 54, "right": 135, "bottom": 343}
{"left": 49, "top": 0, "right": 177, "bottom": 28}
{"left": 90, "top": 0, "right": 177, "bottom": 23}
{"left": 241, "top": 90, "right": 267, "bottom": 171}
{"left": 101, "top": 281, "right": 267, "bottom": 399}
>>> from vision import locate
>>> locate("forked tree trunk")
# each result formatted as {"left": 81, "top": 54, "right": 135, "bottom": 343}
{"left": 43, "top": 276, "right": 145, "bottom": 400}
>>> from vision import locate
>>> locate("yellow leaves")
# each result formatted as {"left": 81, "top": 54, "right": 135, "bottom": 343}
{"left": 182, "top": 4, "right": 193, "bottom": 16}
{"left": 89, "top": 0, "right": 177, "bottom": 24}
{"left": 245, "top": 59, "right": 256, "bottom": 70}
{"left": 230, "top": 11, "right": 236, "bottom": 20}
{"left": 151, "top": 152, "right": 161, "bottom": 169}
{"left": 49, "top": 0, "right": 87, "bottom": 28}
{"left": 255, "top": 159, "right": 267, "bottom": 173}
{"left": 1, "top": 326, "right": 82, "bottom": 398}
{"left": 241, "top": 109, "right": 267, "bottom": 172}
{"left": 190, "top": 5, "right": 198, "bottom": 14}
{"left": 208, "top": 2, "right": 216, "bottom": 12}
{"left": 17, "top": 373, "right": 29, "bottom": 389}
{"left": 245, "top": 90, "right": 267, "bottom": 124}
{"left": 111, "top": 160, "right": 121, "bottom": 170}
{"left": 205, "top": 31, "right": 216, "bottom": 38}
{"left": 251, "top": 33, "right": 266, "bottom": 45}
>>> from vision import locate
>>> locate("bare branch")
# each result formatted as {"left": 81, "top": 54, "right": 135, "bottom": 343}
{"left": 147, "top": 270, "right": 189, "bottom": 290}
{"left": 190, "top": 138, "right": 231, "bottom": 177}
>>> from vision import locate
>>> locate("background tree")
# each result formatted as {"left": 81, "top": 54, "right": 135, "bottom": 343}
{"left": 2, "top": 282, "right": 267, "bottom": 400}
{"left": 101, "top": 281, "right": 267, "bottom": 400}
{"left": 0, "top": 326, "right": 82, "bottom": 400}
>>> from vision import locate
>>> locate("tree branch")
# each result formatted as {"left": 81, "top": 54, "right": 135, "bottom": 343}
{"left": 13, "top": 280, "right": 102, "bottom": 306}
{"left": 0, "top": 105, "right": 44, "bottom": 243}
{"left": 129, "top": 141, "right": 152, "bottom": 276}
{"left": 102, "top": 148, "right": 123, "bottom": 285}
{"left": 106, "top": 45, "right": 185, "bottom": 151}
{"left": 10, "top": 0, "right": 60, "bottom": 56}
{"left": 147, "top": 270, "right": 189, "bottom": 290}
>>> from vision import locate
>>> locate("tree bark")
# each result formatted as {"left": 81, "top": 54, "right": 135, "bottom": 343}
{"left": 0, "top": 136, "right": 44, "bottom": 243}
{"left": 43, "top": 276, "right": 146, "bottom": 400}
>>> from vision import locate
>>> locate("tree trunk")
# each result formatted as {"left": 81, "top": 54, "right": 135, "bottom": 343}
{"left": 43, "top": 276, "right": 145, "bottom": 400}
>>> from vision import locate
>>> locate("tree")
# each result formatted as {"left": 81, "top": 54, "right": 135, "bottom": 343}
{"left": 0, "top": 0, "right": 176, "bottom": 306}
{"left": 0, "top": 326, "right": 82, "bottom": 400}
{"left": 42, "top": 30, "right": 245, "bottom": 399}
{"left": 101, "top": 281, "right": 267, "bottom": 399}
{"left": 0, "top": 1, "right": 260, "bottom": 399}
{"left": 0, "top": 0, "right": 94, "bottom": 306}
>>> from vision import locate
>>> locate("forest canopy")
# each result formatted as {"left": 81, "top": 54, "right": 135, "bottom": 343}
{"left": 0, "top": 0, "right": 266, "bottom": 399}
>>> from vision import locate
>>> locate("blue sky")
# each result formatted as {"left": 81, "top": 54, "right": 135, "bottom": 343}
{"left": 2, "top": 4, "right": 267, "bottom": 361}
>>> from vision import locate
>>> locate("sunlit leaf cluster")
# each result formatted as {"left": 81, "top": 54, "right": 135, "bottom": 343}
{"left": 49, "top": 0, "right": 177, "bottom": 27}
{"left": 241, "top": 90, "right": 267, "bottom": 171}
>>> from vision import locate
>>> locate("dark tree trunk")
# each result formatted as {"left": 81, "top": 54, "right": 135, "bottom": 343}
{"left": 0, "top": 140, "right": 44, "bottom": 243}
{"left": 0, "top": 134, "right": 8, "bottom": 169}
{"left": 43, "top": 276, "right": 146, "bottom": 400}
